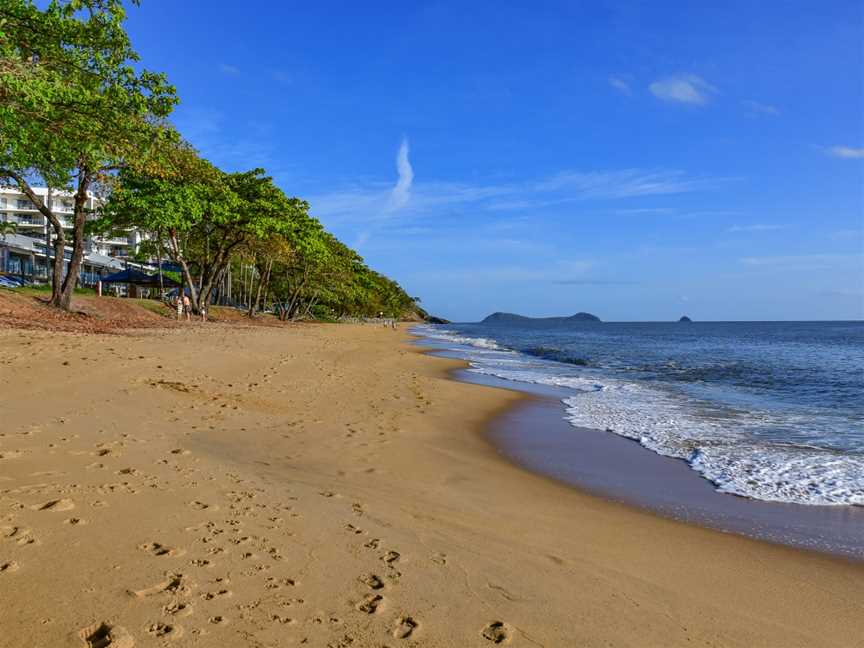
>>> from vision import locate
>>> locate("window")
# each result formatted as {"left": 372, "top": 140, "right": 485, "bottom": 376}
{"left": 16, "top": 199, "right": 31, "bottom": 209}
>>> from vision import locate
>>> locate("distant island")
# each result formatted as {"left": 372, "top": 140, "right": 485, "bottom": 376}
{"left": 481, "top": 311, "right": 601, "bottom": 324}
{"left": 679, "top": 315, "right": 693, "bottom": 323}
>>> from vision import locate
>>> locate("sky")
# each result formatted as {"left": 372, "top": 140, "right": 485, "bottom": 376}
{"left": 125, "top": 1, "right": 863, "bottom": 321}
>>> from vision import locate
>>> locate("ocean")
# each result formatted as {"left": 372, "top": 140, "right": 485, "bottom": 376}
{"left": 414, "top": 320, "right": 864, "bottom": 508}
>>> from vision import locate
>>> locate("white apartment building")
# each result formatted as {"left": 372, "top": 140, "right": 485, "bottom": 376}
{"left": 0, "top": 186, "right": 147, "bottom": 259}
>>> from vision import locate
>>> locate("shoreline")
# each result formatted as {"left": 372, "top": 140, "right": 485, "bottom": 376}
{"left": 412, "top": 331, "right": 864, "bottom": 561}
{"left": 1, "top": 323, "right": 863, "bottom": 646}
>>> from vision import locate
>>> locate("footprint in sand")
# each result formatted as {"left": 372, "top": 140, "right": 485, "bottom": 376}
{"left": 357, "top": 594, "right": 383, "bottom": 614}
{"left": 481, "top": 621, "right": 510, "bottom": 643}
{"left": 77, "top": 621, "right": 134, "bottom": 648}
{"left": 138, "top": 542, "right": 184, "bottom": 558}
{"left": 129, "top": 573, "right": 187, "bottom": 598}
{"left": 381, "top": 550, "right": 400, "bottom": 564}
{"left": 359, "top": 574, "right": 384, "bottom": 590}
{"left": 1, "top": 561, "right": 20, "bottom": 574}
{"left": 201, "top": 588, "right": 232, "bottom": 601}
{"left": 63, "top": 518, "right": 87, "bottom": 526}
{"left": 33, "top": 498, "right": 75, "bottom": 512}
{"left": 188, "top": 500, "right": 216, "bottom": 511}
{"left": 393, "top": 616, "right": 418, "bottom": 639}
{"left": 163, "top": 601, "right": 193, "bottom": 617}
{"left": 146, "top": 621, "right": 182, "bottom": 638}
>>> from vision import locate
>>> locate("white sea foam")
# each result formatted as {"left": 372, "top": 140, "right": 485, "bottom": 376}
{"left": 562, "top": 385, "right": 864, "bottom": 506}
{"left": 415, "top": 325, "right": 864, "bottom": 507}
{"left": 414, "top": 326, "right": 506, "bottom": 350}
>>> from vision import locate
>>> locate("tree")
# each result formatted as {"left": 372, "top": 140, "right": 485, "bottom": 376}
{"left": 0, "top": 0, "right": 177, "bottom": 309}
{"left": 0, "top": 219, "right": 16, "bottom": 241}
{"left": 99, "top": 145, "right": 313, "bottom": 315}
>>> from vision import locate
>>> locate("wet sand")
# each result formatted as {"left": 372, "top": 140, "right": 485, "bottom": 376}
{"left": 473, "top": 369, "right": 864, "bottom": 559}
{"left": 1, "top": 323, "right": 862, "bottom": 647}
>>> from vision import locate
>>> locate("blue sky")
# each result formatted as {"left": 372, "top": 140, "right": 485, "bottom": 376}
{"left": 127, "top": 1, "right": 862, "bottom": 321}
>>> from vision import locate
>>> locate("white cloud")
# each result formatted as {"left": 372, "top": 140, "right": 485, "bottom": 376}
{"left": 218, "top": 63, "right": 240, "bottom": 76}
{"left": 309, "top": 165, "right": 728, "bottom": 228}
{"left": 827, "top": 146, "right": 864, "bottom": 159}
{"left": 740, "top": 254, "right": 859, "bottom": 270}
{"left": 609, "top": 76, "right": 632, "bottom": 95}
{"left": 727, "top": 224, "right": 787, "bottom": 233}
{"left": 533, "top": 169, "right": 719, "bottom": 197}
{"left": 828, "top": 228, "right": 862, "bottom": 241}
{"left": 389, "top": 137, "right": 414, "bottom": 211}
{"left": 742, "top": 99, "right": 780, "bottom": 116}
{"left": 649, "top": 74, "right": 718, "bottom": 105}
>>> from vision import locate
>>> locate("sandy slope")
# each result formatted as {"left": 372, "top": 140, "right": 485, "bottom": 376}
{"left": 0, "top": 323, "right": 861, "bottom": 648}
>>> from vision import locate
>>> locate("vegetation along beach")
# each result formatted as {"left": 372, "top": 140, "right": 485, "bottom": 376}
{"left": 2, "top": 1, "right": 863, "bottom": 647}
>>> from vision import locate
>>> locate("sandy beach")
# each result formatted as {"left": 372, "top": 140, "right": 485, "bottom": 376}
{"left": 1, "top": 321, "right": 862, "bottom": 647}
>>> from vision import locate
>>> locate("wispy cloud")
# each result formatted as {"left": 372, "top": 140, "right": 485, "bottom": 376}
{"left": 412, "top": 259, "right": 595, "bottom": 284}
{"left": 828, "top": 228, "right": 862, "bottom": 241}
{"left": 389, "top": 137, "right": 414, "bottom": 211}
{"left": 171, "top": 108, "right": 294, "bottom": 177}
{"left": 742, "top": 99, "right": 780, "bottom": 116}
{"left": 826, "top": 146, "right": 864, "bottom": 159}
{"left": 649, "top": 74, "right": 718, "bottom": 105}
{"left": 740, "top": 254, "right": 859, "bottom": 270}
{"left": 609, "top": 75, "right": 632, "bottom": 95}
{"left": 727, "top": 224, "right": 787, "bottom": 233}
{"left": 552, "top": 279, "right": 639, "bottom": 285}
{"left": 218, "top": 63, "right": 241, "bottom": 76}
{"left": 819, "top": 288, "right": 864, "bottom": 298}
{"left": 309, "top": 166, "right": 725, "bottom": 227}
{"left": 613, "top": 207, "right": 678, "bottom": 216}
{"left": 533, "top": 169, "right": 719, "bottom": 197}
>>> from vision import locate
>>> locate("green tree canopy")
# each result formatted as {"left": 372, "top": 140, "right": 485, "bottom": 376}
{"left": 0, "top": 0, "right": 177, "bottom": 308}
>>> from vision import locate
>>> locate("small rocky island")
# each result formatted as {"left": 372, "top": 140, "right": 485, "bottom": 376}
{"left": 679, "top": 315, "right": 693, "bottom": 323}
{"left": 482, "top": 311, "right": 602, "bottom": 324}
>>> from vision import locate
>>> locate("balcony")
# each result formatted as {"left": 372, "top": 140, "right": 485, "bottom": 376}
{"left": 9, "top": 215, "right": 43, "bottom": 227}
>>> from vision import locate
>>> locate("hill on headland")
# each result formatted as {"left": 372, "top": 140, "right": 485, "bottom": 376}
{"left": 481, "top": 311, "right": 601, "bottom": 324}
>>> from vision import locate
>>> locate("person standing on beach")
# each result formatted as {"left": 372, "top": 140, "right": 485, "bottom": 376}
{"left": 182, "top": 294, "right": 191, "bottom": 322}
{"left": 175, "top": 294, "right": 183, "bottom": 320}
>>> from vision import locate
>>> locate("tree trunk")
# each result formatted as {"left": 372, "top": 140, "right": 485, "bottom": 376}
{"left": 56, "top": 177, "right": 91, "bottom": 310}
{"left": 156, "top": 229, "right": 165, "bottom": 298}
{"left": 168, "top": 230, "right": 199, "bottom": 309}
{"left": 2, "top": 171, "right": 66, "bottom": 305}
{"left": 248, "top": 258, "right": 273, "bottom": 318}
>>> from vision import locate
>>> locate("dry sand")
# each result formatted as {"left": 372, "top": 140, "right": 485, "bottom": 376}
{"left": 0, "top": 322, "right": 862, "bottom": 647}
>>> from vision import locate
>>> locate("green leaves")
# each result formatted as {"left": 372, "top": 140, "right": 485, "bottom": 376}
{"left": 0, "top": 0, "right": 178, "bottom": 189}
